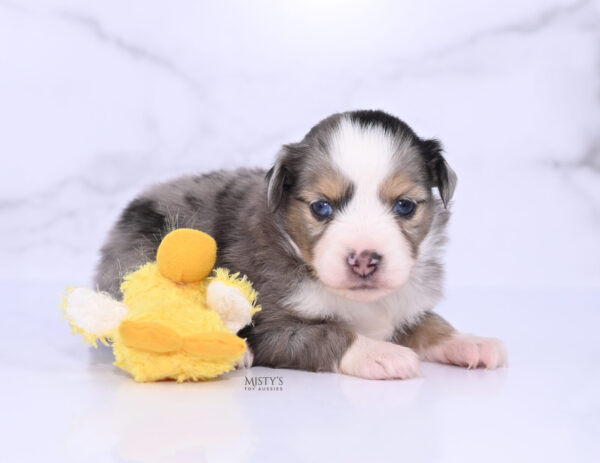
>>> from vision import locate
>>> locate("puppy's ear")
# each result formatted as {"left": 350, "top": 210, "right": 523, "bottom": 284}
{"left": 266, "top": 144, "right": 304, "bottom": 213}
{"left": 420, "top": 139, "right": 457, "bottom": 208}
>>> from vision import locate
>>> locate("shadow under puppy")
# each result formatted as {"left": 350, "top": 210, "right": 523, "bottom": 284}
{"left": 95, "top": 110, "right": 506, "bottom": 379}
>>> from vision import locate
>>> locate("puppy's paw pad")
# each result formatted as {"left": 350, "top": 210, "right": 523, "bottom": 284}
{"left": 425, "top": 334, "right": 507, "bottom": 370}
{"left": 339, "top": 336, "right": 422, "bottom": 380}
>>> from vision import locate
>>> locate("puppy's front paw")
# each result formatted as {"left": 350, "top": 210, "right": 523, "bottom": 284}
{"left": 235, "top": 348, "right": 254, "bottom": 370}
{"left": 422, "top": 334, "right": 507, "bottom": 369}
{"left": 339, "top": 335, "right": 422, "bottom": 380}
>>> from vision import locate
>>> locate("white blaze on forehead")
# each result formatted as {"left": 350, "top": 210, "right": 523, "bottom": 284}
{"left": 309, "top": 117, "right": 416, "bottom": 300}
{"left": 328, "top": 118, "right": 399, "bottom": 196}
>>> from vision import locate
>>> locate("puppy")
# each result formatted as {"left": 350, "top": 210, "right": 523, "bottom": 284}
{"left": 95, "top": 110, "right": 506, "bottom": 379}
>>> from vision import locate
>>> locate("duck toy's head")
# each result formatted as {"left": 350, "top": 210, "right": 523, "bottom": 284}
{"left": 63, "top": 228, "right": 260, "bottom": 382}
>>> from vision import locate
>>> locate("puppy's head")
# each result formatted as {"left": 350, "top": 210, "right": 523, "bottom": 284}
{"left": 267, "top": 110, "right": 456, "bottom": 302}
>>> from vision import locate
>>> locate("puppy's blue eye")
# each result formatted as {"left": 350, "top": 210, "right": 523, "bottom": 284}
{"left": 394, "top": 199, "right": 416, "bottom": 216}
{"left": 310, "top": 201, "right": 333, "bottom": 219}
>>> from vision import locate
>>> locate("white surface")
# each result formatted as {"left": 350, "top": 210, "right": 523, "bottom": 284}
{"left": 2, "top": 281, "right": 599, "bottom": 462}
{"left": 1, "top": 1, "right": 599, "bottom": 461}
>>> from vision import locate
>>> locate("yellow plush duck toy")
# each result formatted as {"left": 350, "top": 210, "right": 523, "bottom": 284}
{"left": 63, "top": 228, "right": 260, "bottom": 382}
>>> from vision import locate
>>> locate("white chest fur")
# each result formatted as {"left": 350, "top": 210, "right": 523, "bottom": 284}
{"left": 284, "top": 280, "right": 434, "bottom": 341}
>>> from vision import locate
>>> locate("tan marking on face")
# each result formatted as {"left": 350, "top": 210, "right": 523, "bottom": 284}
{"left": 379, "top": 173, "right": 433, "bottom": 255}
{"left": 287, "top": 169, "right": 352, "bottom": 264}
{"left": 379, "top": 172, "right": 429, "bottom": 204}
{"left": 302, "top": 168, "right": 352, "bottom": 203}
{"left": 287, "top": 199, "right": 323, "bottom": 262}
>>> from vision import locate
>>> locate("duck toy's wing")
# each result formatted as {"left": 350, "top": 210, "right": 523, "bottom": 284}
{"left": 62, "top": 287, "right": 129, "bottom": 346}
{"left": 206, "top": 268, "right": 262, "bottom": 333}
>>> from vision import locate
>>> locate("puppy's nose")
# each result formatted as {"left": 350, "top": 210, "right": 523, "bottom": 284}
{"left": 347, "top": 250, "right": 381, "bottom": 278}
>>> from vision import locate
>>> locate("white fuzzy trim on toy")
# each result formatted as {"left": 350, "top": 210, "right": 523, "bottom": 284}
{"left": 206, "top": 281, "right": 254, "bottom": 333}
{"left": 63, "top": 287, "right": 128, "bottom": 346}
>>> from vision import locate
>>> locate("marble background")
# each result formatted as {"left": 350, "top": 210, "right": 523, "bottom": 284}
{"left": 1, "top": 0, "right": 599, "bottom": 290}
